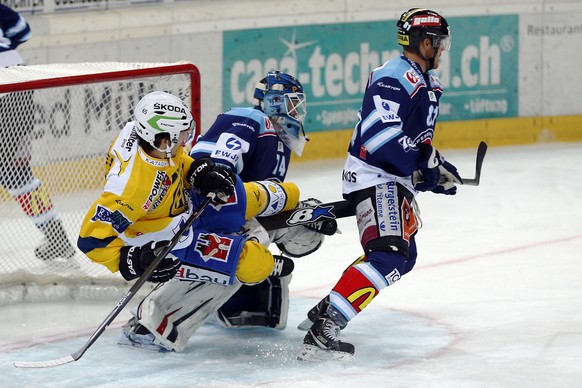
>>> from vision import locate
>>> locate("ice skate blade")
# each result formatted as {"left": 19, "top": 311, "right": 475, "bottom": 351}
{"left": 117, "top": 335, "right": 169, "bottom": 353}
{"left": 297, "top": 317, "right": 313, "bottom": 331}
{"left": 297, "top": 344, "right": 354, "bottom": 362}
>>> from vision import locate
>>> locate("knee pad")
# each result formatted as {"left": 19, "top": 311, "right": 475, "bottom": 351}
{"left": 365, "top": 235, "right": 410, "bottom": 257}
{"left": 365, "top": 250, "right": 407, "bottom": 283}
{"left": 235, "top": 240, "right": 274, "bottom": 284}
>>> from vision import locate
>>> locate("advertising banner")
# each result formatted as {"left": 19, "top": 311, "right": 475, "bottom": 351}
{"left": 223, "top": 15, "right": 519, "bottom": 132}
{"left": 0, "top": 0, "right": 163, "bottom": 14}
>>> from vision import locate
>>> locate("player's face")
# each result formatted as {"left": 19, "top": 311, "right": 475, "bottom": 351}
{"left": 431, "top": 34, "right": 449, "bottom": 70}
{"left": 432, "top": 45, "right": 444, "bottom": 69}
{"left": 167, "top": 129, "right": 192, "bottom": 157}
{"left": 178, "top": 128, "right": 191, "bottom": 146}
{"left": 287, "top": 100, "right": 298, "bottom": 117}
{"left": 285, "top": 93, "right": 306, "bottom": 122}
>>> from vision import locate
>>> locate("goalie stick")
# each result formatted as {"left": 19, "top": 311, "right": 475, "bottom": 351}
{"left": 259, "top": 141, "right": 488, "bottom": 232}
{"left": 258, "top": 200, "right": 352, "bottom": 234}
{"left": 13, "top": 194, "right": 215, "bottom": 369}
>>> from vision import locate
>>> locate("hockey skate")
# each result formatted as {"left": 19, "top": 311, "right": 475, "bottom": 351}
{"left": 118, "top": 316, "right": 170, "bottom": 352}
{"left": 35, "top": 218, "right": 76, "bottom": 261}
{"left": 297, "top": 295, "right": 349, "bottom": 331}
{"left": 297, "top": 295, "right": 330, "bottom": 331}
{"left": 297, "top": 315, "right": 354, "bottom": 362}
{"left": 271, "top": 255, "right": 294, "bottom": 277}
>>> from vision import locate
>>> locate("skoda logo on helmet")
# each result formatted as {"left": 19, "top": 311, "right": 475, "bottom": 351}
{"left": 153, "top": 102, "right": 186, "bottom": 114}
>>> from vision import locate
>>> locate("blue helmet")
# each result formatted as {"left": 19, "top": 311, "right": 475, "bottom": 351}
{"left": 253, "top": 71, "right": 308, "bottom": 156}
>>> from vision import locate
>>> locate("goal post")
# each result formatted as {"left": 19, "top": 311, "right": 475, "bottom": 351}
{"left": 0, "top": 62, "right": 200, "bottom": 304}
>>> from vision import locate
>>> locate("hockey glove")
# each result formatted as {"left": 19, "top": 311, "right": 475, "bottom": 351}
{"left": 188, "top": 156, "right": 236, "bottom": 204}
{"left": 119, "top": 241, "right": 181, "bottom": 283}
{"left": 432, "top": 161, "right": 463, "bottom": 195}
{"left": 413, "top": 143, "right": 443, "bottom": 192}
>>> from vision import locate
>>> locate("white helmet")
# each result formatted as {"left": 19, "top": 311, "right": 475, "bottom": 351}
{"left": 134, "top": 91, "right": 194, "bottom": 155}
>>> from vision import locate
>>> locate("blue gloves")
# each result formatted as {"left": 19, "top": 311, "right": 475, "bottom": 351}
{"left": 413, "top": 143, "right": 463, "bottom": 195}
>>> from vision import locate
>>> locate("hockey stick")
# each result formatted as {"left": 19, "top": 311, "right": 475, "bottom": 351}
{"left": 259, "top": 200, "right": 353, "bottom": 233}
{"left": 260, "top": 141, "right": 488, "bottom": 232}
{"left": 459, "top": 141, "right": 488, "bottom": 186}
{"left": 13, "top": 194, "right": 215, "bottom": 369}
{"left": 414, "top": 141, "right": 488, "bottom": 187}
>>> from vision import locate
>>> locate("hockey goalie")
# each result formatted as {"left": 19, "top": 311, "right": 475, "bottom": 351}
{"left": 77, "top": 90, "right": 328, "bottom": 352}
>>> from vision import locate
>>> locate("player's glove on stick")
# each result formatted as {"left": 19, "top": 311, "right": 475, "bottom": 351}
{"left": 188, "top": 156, "right": 236, "bottom": 204}
{"left": 432, "top": 161, "right": 463, "bottom": 195}
{"left": 413, "top": 143, "right": 443, "bottom": 192}
{"left": 413, "top": 143, "right": 463, "bottom": 195}
{"left": 119, "top": 241, "right": 180, "bottom": 283}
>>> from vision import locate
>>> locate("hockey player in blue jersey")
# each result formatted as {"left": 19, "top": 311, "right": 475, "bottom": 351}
{"left": 297, "top": 8, "right": 463, "bottom": 361}
{"left": 191, "top": 71, "right": 326, "bottom": 330}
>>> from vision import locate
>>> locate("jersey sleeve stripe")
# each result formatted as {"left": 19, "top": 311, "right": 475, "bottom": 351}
{"left": 363, "top": 126, "right": 403, "bottom": 153}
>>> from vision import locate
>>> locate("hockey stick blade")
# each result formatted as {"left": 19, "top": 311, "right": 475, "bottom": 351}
{"left": 13, "top": 195, "right": 215, "bottom": 369}
{"left": 423, "top": 141, "right": 487, "bottom": 186}
{"left": 461, "top": 141, "right": 488, "bottom": 186}
{"left": 14, "top": 355, "right": 75, "bottom": 369}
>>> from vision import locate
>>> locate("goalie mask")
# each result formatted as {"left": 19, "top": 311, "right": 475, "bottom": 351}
{"left": 253, "top": 71, "right": 308, "bottom": 156}
{"left": 134, "top": 91, "right": 194, "bottom": 158}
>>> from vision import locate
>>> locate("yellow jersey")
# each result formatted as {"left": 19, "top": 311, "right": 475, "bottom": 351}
{"left": 78, "top": 122, "right": 194, "bottom": 273}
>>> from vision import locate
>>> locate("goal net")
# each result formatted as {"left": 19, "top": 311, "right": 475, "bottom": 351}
{"left": 0, "top": 62, "right": 200, "bottom": 304}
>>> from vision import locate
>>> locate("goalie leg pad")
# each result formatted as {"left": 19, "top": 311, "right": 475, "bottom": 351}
{"left": 241, "top": 217, "right": 273, "bottom": 247}
{"left": 215, "top": 274, "right": 292, "bottom": 329}
{"left": 131, "top": 278, "right": 243, "bottom": 352}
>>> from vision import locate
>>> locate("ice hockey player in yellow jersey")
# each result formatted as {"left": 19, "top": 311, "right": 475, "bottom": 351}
{"left": 77, "top": 91, "right": 301, "bottom": 352}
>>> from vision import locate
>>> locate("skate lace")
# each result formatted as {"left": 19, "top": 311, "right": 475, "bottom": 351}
{"left": 322, "top": 319, "right": 340, "bottom": 342}
{"left": 271, "top": 257, "right": 285, "bottom": 276}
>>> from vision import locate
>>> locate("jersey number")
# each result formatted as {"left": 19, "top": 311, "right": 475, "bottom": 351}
{"left": 426, "top": 105, "right": 439, "bottom": 127}
{"left": 272, "top": 154, "right": 287, "bottom": 177}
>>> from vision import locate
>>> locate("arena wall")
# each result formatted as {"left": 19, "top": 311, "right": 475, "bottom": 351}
{"left": 9, "top": 0, "right": 582, "bottom": 160}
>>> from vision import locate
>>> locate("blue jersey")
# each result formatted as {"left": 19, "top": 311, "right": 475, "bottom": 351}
{"left": 191, "top": 107, "right": 290, "bottom": 182}
{"left": 342, "top": 55, "right": 444, "bottom": 195}
{"left": 0, "top": 5, "right": 31, "bottom": 67}
{"left": 189, "top": 175, "right": 246, "bottom": 234}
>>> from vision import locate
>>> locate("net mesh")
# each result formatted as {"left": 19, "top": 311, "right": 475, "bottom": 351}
{"left": 0, "top": 62, "right": 199, "bottom": 304}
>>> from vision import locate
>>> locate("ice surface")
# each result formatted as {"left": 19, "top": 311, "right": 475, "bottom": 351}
{"left": 1, "top": 142, "right": 581, "bottom": 387}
